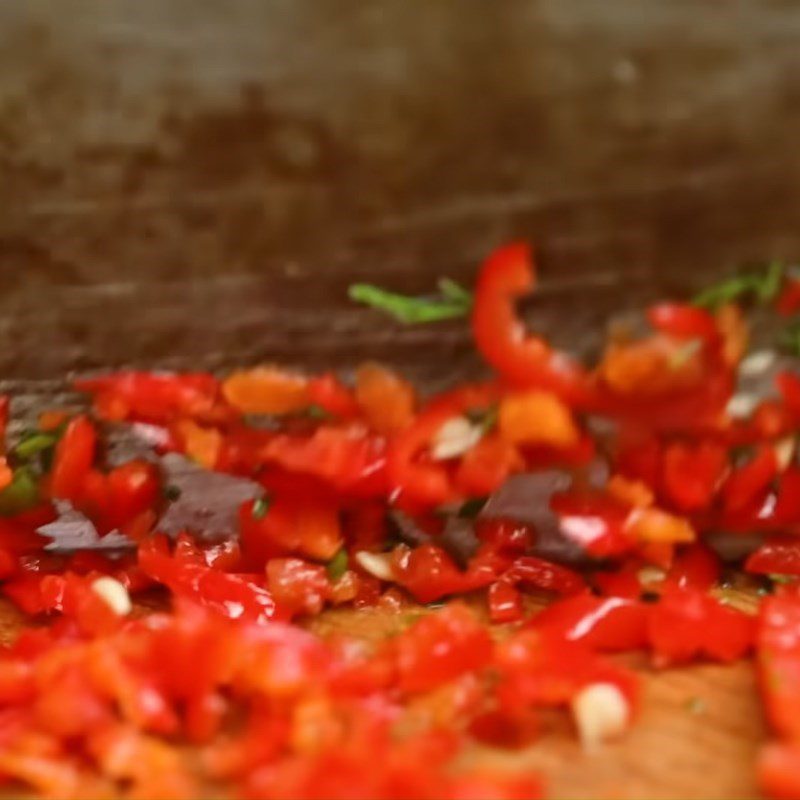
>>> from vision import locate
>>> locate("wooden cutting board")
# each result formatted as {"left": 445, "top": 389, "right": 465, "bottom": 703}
{"left": 0, "top": 594, "right": 765, "bottom": 800}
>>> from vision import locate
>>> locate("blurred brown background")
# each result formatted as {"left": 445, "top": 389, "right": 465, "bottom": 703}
{"left": 2, "top": 1, "right": 800, "bottom": 384}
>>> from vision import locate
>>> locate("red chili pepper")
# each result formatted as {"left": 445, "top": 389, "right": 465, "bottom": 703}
{"left": 75, "top": 371, "right": 224, "bottom": 424}
{"left": 593, "top": 566, "right": 642, "bottom": 600}
{"left": 475, "top": 518, "right": 535, "bottom": 557}
{"left": 239, "top": 489, "right": 342, "bottom": 566}
{"left": 39, "top": 572, "right": 124, "bottom": 635}
{"left": 354, "top": 363, "right": 416, "bottom": 435}
{"left": 777, "top": 371, "right": 800, "bottom": 422}
{"left": 776, "top": 278, "right": 800, "bottom": 316}
{"left": 753, "top": 400, "right": 795, "bottom": 440}
{"left": 103, "top": 460, "right": 161, "bottom": 535}
{"left": 648, "top": 586, "right": 755, "bottom": 665}
{"left": 758, "top": 742, "right": 800, "bottom": 800}
{"left": 454, "top": 434, "right": 522, "bottom": 497}
{"left": 487, "top": 580, "right": 524, "bottom": 624}
{"left": 387, "top": 384, "right": 499, "bottom": 508}
{"left": 391, "top": 544, "right": 495, "bottom": 604}
{"left": 0, "top": 548, "right": 20, "bottom": 580}
{"left": 0, "top": 517, "right": 50, "bottom": 556}
{"left": 530, "top": 594, "right": 649, "bottom": 652}
{"left": 138, "top": 538, "right": 277, "bottom": 624}
{"left": 615, "top": 435, "right": 663, "bottom": 488}
{"left": 0, "top": 395, "right": 8, "bottom": 452}
{"left": 306, "top": 372, "right": 360, "bottom": 419}
{"left": 661, "top": 440, "right": 728, "bottom": 513}
{"left": 771, "top": 468, "right": 800, "bottom": 528}
{"left": 592, "top": 305, "right": 734, "bottom": 430}
{"left": 721, "top": 444, "right": 778, "bottom": 515}
{"left": 747, "top": 538, "right": 800, "bottom": 577}
{"left": 494, "top": 628, "right": 639, "bottom": 713}
{"left": 387, "top": 405, "right": 456, "bottom": 507}
{"left": 505, "top": 556, "right": 586, "bottom": 597}
{"left": 50, "top": 416, "right": 96, "bottom": 500}
{"left": 663, "top": 544, "right": 721, "bottom": 592}
{"left": 530, "top": 594, "right": 648, "bottom": 652}
{"left": 647, "top": 302, "right": 720, "bottom": 343}
{"left": 344, "top": 502, "right": 388, "bottom": 554}
{"left": 2, "top": 574, "right": 49, "bottom": 615}
{"left": 387, "top": 603, "right": 493, "bottom": 694}
{"left": 48, "top": 426, "right": 157, "bottom": 535}
{"left": 262, "top": 426, "right": 388, "bottom": 497}
{"left": 550, "top": 490, "right": 633, "bottom": 557}
{"left": 266, "top": 558, "right": 332, "bottom": 618}
{"left": 757, "top": 587, "right": 800, "bottom": 740}
{"left": 471, "top": 243, "right": 590, "bottom": 404}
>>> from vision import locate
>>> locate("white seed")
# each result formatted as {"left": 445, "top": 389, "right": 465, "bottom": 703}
{"left": 354, "top": 551, "right": 394, "bottom": 582}
{"left": 637, "top": 566, "right": 666, "bottom": 585}
{"left": 726, "top": 393, "right": 759, "bottom": 419}
{"left": 571, "top": 683, "right": 629, "bottom": 748}
{"left": 775, "top": 436, "right": 797, "bottom": 471}
{"left": 91, "top": 576, "right": 132, "bottom": 616}
{"left": 739, "top": 350, "right": 777, "bottom": 377}
{"left": 130, "top": 423, "right": 171, "bottom": 448}
{"left": 430, "top": 417, "right": 483, "bottom": 461}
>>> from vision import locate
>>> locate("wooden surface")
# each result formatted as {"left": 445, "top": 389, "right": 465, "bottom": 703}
{"left": 3, "top": 1, "right": 800, "bottom": 379}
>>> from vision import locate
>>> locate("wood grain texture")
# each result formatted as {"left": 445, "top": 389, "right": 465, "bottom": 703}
{"left": 1, "top": 1, "right": 800, "bottom": 377}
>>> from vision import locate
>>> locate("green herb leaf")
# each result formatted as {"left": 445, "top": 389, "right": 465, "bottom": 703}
{"left": 456, "top": 496, "right": 489, "bottom": 519}
{"left": 305, "top": 404, "right": 333, "bottom": 421}
{"left": 781, "top": 319, "right": 800, "bottom": 357}
{"left": 730, "top": 444, "right": 756, "bottom": 465}
{"left": 0, "top": 467, "right": 39, "bottom": 516}
{"left": 12, "top": 430, "right": 60, "bottom": 461}
{"left": 252, "top": 496, "right": 271, "bottom": 520}
{"left": 437, "top": 278, "right": 472, "bottom": 305}
{"left": 669, "top": 338, "right": 702, "bottom": 370}
{"left": 465, "top": 404, "right": 498, "bottom": 434}
{"left": 348, "top": 280, "right": 472, "bottom": 324}
{"left": 758, "top": 261, "right": 785, "bottom": 303}
{"left": 685, "top": 696, "right": 706, "bottom": 714}
{"left": 770, "top": 573, "right": 796, "bottom": 585}
{"left": 326, "top": 549, "right": 349, "bottom": 581}
{"left": 10, "top": 423, "right": 66, "bottom": 475}
{"left": 693, "top": 261, "right": 784, "bottom": 310}
{"left": 163, "top": 484, "right": 182, "bottom": 502}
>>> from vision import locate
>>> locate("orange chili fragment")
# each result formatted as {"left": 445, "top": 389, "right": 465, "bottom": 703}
{"left": 355, "top": 362, "right": 416, "bottom": 435}
{"left": 498, "top": 390, "right": 580, "bottom": 449}
{"left": 175, "top": 420, "right": 223, "bottom": 470}
{"left": 222, "top": 366, "right": 310, "bottom": 415}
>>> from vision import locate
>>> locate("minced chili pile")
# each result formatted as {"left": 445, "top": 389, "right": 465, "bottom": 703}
{"left": 0, "top": 243, "right": 800, "bottom": 798}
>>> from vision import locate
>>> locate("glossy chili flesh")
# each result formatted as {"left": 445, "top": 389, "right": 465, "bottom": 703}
{"left": 1, "top": 242, "right": 800, "bottom": 798}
